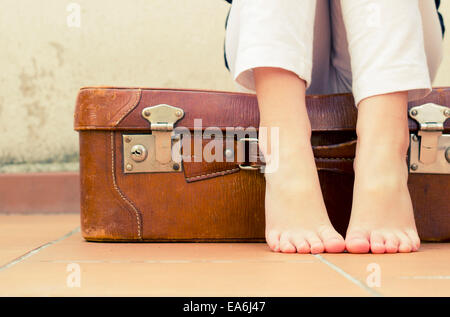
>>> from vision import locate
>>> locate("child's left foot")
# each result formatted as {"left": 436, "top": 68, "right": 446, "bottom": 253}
{"left": 346, "top": 146, "right": 420, "bottom": 253}
{"left": 345, "top": 93, "right": 421, "bottom": 254}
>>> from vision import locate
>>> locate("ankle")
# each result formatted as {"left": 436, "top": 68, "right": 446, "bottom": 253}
{"left": 356, "top": 125, "right": 410, "bottom": 159}
{"left": 355, "top": 92, "right": 410, "bottom": 156}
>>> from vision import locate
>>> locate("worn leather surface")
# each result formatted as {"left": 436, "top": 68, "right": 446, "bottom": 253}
{"left": 75, "top": 87, "right": 450, "bottom": 132}
{"left": 75, "top": 87, "right": 450, "bottom": 242}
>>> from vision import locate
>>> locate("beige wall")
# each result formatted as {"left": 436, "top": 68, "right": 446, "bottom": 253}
{"left": 0, "top": 0, "right": 449, "bottom": 173}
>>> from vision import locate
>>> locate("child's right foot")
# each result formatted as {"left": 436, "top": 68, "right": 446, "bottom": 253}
{"left": 253, "top": 67, "right": 345, "bottom": 254}
{"left": 264, "top": 140, "right": 346, "bottom": 254}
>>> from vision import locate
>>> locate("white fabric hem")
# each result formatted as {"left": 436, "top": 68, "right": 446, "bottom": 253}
{"left": 232, "top": 45, "right": 312, "bottom": 93}
{"left": 353, "top": 68, "right": 432, "bottom": 107}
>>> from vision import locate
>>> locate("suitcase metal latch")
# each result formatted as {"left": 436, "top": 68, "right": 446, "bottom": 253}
{"left": 237, "top": 137, "right": 263, "bottom": 171}
{"left": 122, "top": 104, "right": 184, "bottom": 173}
{"left": 408, "top": 103, "right": 450, "bottom": 174}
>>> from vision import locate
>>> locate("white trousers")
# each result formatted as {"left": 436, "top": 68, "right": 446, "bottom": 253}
{"left": 225, "top": 0, "right": 443, "bottom": 106}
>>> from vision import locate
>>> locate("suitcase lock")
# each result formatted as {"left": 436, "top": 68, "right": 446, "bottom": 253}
{"left": 122, "top": 104, "right": 184, "bottom": 173}
{"left": 408, "top": 103, "right": 450, "bottom": 174}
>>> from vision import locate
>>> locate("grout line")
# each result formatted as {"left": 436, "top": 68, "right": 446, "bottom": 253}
{"left": 399, "top": 276, "right": 450, "bottom": 280}
{"left": 39, "top": 259, "right": 316, "bottom": 264}
{"left": 313, "top": 254, "right": 383, "bottom": 297}
{"left": 0, "top": 227, "right": 80, "bottom": 272}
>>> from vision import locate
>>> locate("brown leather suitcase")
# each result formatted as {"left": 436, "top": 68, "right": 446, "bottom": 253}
{"left": 74, "top": 87, "right": 450, "bottom": 242}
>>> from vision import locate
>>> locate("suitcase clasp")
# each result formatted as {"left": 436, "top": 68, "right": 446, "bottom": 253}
{"left": 122, "top": 104, "right": 184, "bottom": 173}
{"left": 409, "top": 103, "right": 450, "bottom": 174}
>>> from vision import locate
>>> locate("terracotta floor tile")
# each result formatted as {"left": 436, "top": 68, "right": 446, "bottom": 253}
{"left": 0, "top": 214, "right": 79, "bottom": 266}
{"left": 1, "top": 215, "right": 449, "bottom": 296}
{"left": 0, "top": 261, "right": 368, "bottom": 296}
{"left": 29, "top": 233, "right": 318, "bottom": 263}
{"left": 0, "top": 230, "right": 368, "bottom": 296}
{"left": 322, "top": 244, "right": 450, "bottom": 297}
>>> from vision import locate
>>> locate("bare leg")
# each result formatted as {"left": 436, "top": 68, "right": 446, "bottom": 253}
{"left": 254, "top": 67, "right": 345, "bottom": 254}
{"left": 346, "top": 92, "right": 420, "bottom": 253}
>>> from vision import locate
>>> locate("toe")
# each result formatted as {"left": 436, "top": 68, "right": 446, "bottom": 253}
{"left": 279, "top": 232, "right": 296, "bottom": 253}
{"left": 370, "top": 231, "right": 386, "bottom": 254}
{"left": 345, "top": 230, "right": 370, "bottom": 253}
{"left": 291, "top": 235, "right": 310, "bottom": 254}
{"left": 384, "top": 233, "right": 399, "bottom": 253}
{"left": 266, "top": 230, "right": 281, "bottom": 252}
{"left": 306, "top": 233, "right": 324, "bottom": 254}
{"left": 318, "top": 227, "right": 345, "bottom": 253}
{"left": 405, "top": 230, "right": 421, "bottom": 252}
{"left": 397, "top": 232, "right": 412, "bottom": 253}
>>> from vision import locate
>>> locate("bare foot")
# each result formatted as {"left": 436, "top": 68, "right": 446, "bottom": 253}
{"left": 264, "top": 143, "right": 346, "bottom": 254}
{"left": 254, "top": 67, "right": 345, "bottom": 254}
{"left": 346, "top": 92, "right": 420, "bottom": 254}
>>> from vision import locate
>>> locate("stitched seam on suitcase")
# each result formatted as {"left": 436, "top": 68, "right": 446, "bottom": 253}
{"left": 185, "top": 168, "right": 240, "bottom": 182}
{"left": 110, "top": 131, "right": 143, "bottom": 239}
{"left": 185, "top": 159, "right": 352, "bottom": 181}
{"left": 113, "top": 89, "right": 142, "bottom": 126}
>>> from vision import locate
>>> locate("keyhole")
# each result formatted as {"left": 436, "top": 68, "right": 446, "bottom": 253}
{"left": 130, "top": 145, "right": 148, "bottom": 162}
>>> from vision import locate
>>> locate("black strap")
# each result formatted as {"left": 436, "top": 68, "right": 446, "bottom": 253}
{"left": 435, "top": 0, "right": 445, "bottom": 37}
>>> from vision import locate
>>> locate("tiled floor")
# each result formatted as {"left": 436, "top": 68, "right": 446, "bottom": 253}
{"left": 0, "top": 214, "right": 449, "bottom": 296}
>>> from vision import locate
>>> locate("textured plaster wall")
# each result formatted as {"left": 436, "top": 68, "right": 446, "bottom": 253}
{"left": 0, "top": 0, "right": 449, "bottom": 173}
